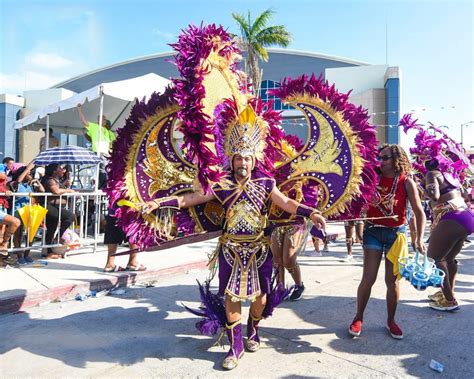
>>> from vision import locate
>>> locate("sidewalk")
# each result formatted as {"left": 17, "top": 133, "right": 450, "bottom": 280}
{"left": 0, "top": 223, "right": 346, "bottom": 314}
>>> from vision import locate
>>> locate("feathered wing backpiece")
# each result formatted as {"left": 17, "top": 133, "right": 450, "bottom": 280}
{"left": 104, "top": 88, "right": 222, "bottom": 248}
{"left": 269, "top": 75, "right": 379, "bottom": 220}
{"left": 400, "top": 113, "right": 473, "bottom": 185}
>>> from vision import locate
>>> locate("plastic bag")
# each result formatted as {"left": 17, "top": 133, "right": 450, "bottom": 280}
{"left": 61, "top": 229, "right": 81, "bottom": 250}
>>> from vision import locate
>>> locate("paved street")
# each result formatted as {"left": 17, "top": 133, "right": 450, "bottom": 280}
{"left": 1, "top": 236, "right": 473, "bottom": 378}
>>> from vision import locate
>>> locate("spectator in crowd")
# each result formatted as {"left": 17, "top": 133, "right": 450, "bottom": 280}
{"left": 0, "top": 169, "right": 21, "bottom": 263}
{"left": 76, "top": 104, "right": 116, "bottom": 154}
{"left": 349, "top": 144, "right": 426, "bottom": 339}
{"left": 39, "top": 128, "right": 60, "bottom": 152}
{"left": 9, "top": 162, "right": 45, "bottom": 265}
{"left": 41, "top": 164, "right": 75, "bottom": 259}
{"left": 103, "top": 206, "right": 145, "bottom": 272}
{"left": 77, "top": 104, "right": 115, "bottom": 189}
{"left": 0, "top": 170, "right": 12, "bottom": 248}
{"left": 2, "top": 157, "right": 15, "bottom": 178}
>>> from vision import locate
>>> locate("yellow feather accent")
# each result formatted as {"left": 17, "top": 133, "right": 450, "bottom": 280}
{"left": 117, "top": 199, "right": 136, "bottom": 209}
{"left": 237, "top": 105, "right": 257, "bottom": 126}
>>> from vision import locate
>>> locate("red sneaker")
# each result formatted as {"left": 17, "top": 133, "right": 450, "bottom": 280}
{"left": 348, "top": 319, "right": 363, "bottom": 337}
{"left": 386, "top": 320, "right": 403, "bottom": 339}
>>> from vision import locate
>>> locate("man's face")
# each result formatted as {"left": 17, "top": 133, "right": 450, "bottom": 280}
{"left": 233, "top": 154, "right": 253, "bottom": 179}
{"left": 98, "top": 115, "right": 109, "bottom": 128}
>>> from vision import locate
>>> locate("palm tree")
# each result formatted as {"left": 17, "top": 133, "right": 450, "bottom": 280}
{"left": 232, "top": 8, "right": 292, "bottom": 94}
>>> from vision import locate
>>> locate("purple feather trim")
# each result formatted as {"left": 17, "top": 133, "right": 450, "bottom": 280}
{"left": 271, "top": 74, "right": 379, "bottom": 219}
{"left": 183, "top": 280, "right": 226, "bottom": 336}
{"left": 171, "top": 23, "right": 243, "bottom": 192}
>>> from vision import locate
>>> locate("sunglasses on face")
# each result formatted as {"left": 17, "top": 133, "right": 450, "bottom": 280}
{"left": 377, "top": 155, "right": 393, "bottom": 161}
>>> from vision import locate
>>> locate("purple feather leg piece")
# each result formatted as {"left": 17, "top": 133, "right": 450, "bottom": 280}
{"left": 183, "top": 280, "right": 226, "bottom": 336}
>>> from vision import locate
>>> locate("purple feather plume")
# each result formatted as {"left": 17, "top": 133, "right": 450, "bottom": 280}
{"left": 171, "top": 23, "right": 243, "bottom": 192}
{"left": 104, "top": 88, "right": 181, "bottom": 248}
{"left": 183, "top": 280, "right": 226, "bottom": 336}
{"left": 400, "top": 113, "right": 472, "bottom": 184}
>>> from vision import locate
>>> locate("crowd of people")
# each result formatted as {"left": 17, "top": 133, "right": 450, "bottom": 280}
{"left": 0, "top": 106, "right": 146, "bottom": 274}
{"left": 0, "top": 157, "right": 76, "bottom": 264}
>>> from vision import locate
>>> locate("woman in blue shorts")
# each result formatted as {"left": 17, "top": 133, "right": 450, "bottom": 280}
{"left": 349, "top": 145, "right": 426, "bottom": 339}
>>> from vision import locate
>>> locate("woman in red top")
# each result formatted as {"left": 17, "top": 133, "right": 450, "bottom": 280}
{"left": 349, "top": 144, "right": 426, "bottom": 339}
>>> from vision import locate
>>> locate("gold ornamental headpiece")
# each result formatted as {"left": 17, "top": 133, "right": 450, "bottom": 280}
{"left": 225, "top": 105, "right": 267, "bottom": 159}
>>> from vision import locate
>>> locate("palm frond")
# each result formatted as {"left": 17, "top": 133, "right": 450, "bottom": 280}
{"left": 253, "top": 43, "right": 269, "bottom": 61}
{"left": 256, "top": 26, "right": 292, "bottom": 48}
{"left": 251, "top": 7, "right": 275, "bottom": 35}
{"left": 232, "top": 12, "right": 250, "bottom": 40}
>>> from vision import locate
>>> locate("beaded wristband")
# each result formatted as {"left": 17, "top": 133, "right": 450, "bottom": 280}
{"left": 296, "top": 204, "right": 320, "bottom": 218}
{"left": 153, "top": 196, "right": 180, "bottom": 210}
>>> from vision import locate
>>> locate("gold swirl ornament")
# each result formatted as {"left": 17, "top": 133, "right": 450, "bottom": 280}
{"left": 277, "top": 94, "right": 364, "bottom": 217}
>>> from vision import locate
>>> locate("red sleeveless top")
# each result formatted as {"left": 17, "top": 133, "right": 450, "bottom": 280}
{"left": 367, "top": 174, "right": 407, "bottom": 227}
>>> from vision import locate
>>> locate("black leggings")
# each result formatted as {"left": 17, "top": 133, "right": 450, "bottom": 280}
{"left": 45, "top": 204, "right": 74, "bottom": 245}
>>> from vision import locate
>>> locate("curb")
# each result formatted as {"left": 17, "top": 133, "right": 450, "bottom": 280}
{"left": 0, "top": 260, "right": 208, "bottom": 315}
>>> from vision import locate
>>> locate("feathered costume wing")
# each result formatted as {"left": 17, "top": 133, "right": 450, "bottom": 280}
{"left": 400, "top": 113, "right": 473, "bottom": 186}
{"left": 106, "top": 23, "right": 379, "bottom": 249}
{"left": 269, "top": 75, "right": 379, "bottom": 221}
{"left": 104, "top": 87, "right": 223, "bottom": 248}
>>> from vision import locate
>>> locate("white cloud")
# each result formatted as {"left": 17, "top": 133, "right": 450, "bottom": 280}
{"left": 152, "top": 28, "right": 175, "bottom": 41}
{"left": 26, "top": 52, "right": 73, "bottom": 70}
{"left": 0, "top": 71, "right": 68, "bottom": 95}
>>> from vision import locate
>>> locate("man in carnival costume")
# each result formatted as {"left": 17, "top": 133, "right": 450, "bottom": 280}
{"left": 142, "top": 105, "right": 326, "bottom": 369}
{"left": 105, "top": 24, "right": 378, "bottom": 371}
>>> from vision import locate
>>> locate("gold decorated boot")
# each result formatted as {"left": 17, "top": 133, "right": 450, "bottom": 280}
{"left": 245, "top": 314, "right": 262, "bottom": 352}
{"left": 222, "top": 320, "right": 244, "bottom": 370}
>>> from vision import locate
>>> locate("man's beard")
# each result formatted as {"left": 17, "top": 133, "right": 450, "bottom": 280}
{"left": 235, "top": 167, "right": 249, "bottom": 178}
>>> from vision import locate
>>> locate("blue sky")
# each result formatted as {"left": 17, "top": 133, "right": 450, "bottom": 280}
{"left": 1, "top": 0, "right": 473, "bottom": 146}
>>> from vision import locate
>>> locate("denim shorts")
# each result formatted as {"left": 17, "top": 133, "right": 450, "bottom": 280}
{"left": 0, "top": 209, "right": 6, "bottom": 222}
{"left": 363, "top": 223, "right": 406, "bottom": 253}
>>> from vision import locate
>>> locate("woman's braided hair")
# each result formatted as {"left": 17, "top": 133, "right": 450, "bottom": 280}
{"left": 380, "top": 144, "right": 412, "bottom": 175}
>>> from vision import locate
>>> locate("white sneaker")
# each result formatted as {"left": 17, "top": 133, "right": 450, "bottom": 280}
{"left": 307, "top": 250, "right": 322, "bottom": 257}
{"left": 343, "top": 255, "right": 353, "bottom": 262}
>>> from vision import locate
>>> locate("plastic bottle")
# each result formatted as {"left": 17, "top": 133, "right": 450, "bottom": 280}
{"left": 429, "top": 359, "right": 444, "bottom": 373}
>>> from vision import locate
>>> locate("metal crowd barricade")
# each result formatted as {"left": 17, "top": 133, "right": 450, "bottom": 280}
{"left": 2, "top": 191, "right": 109, "bottom": 255}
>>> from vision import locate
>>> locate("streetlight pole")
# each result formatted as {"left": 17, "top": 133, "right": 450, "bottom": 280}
{"left": 460, "top": 121, "right": 474, "bottom": 147}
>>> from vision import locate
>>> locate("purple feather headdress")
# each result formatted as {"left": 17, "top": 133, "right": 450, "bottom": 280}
{"left": 400, "top": 113, "right": 472, "bottom": 184}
